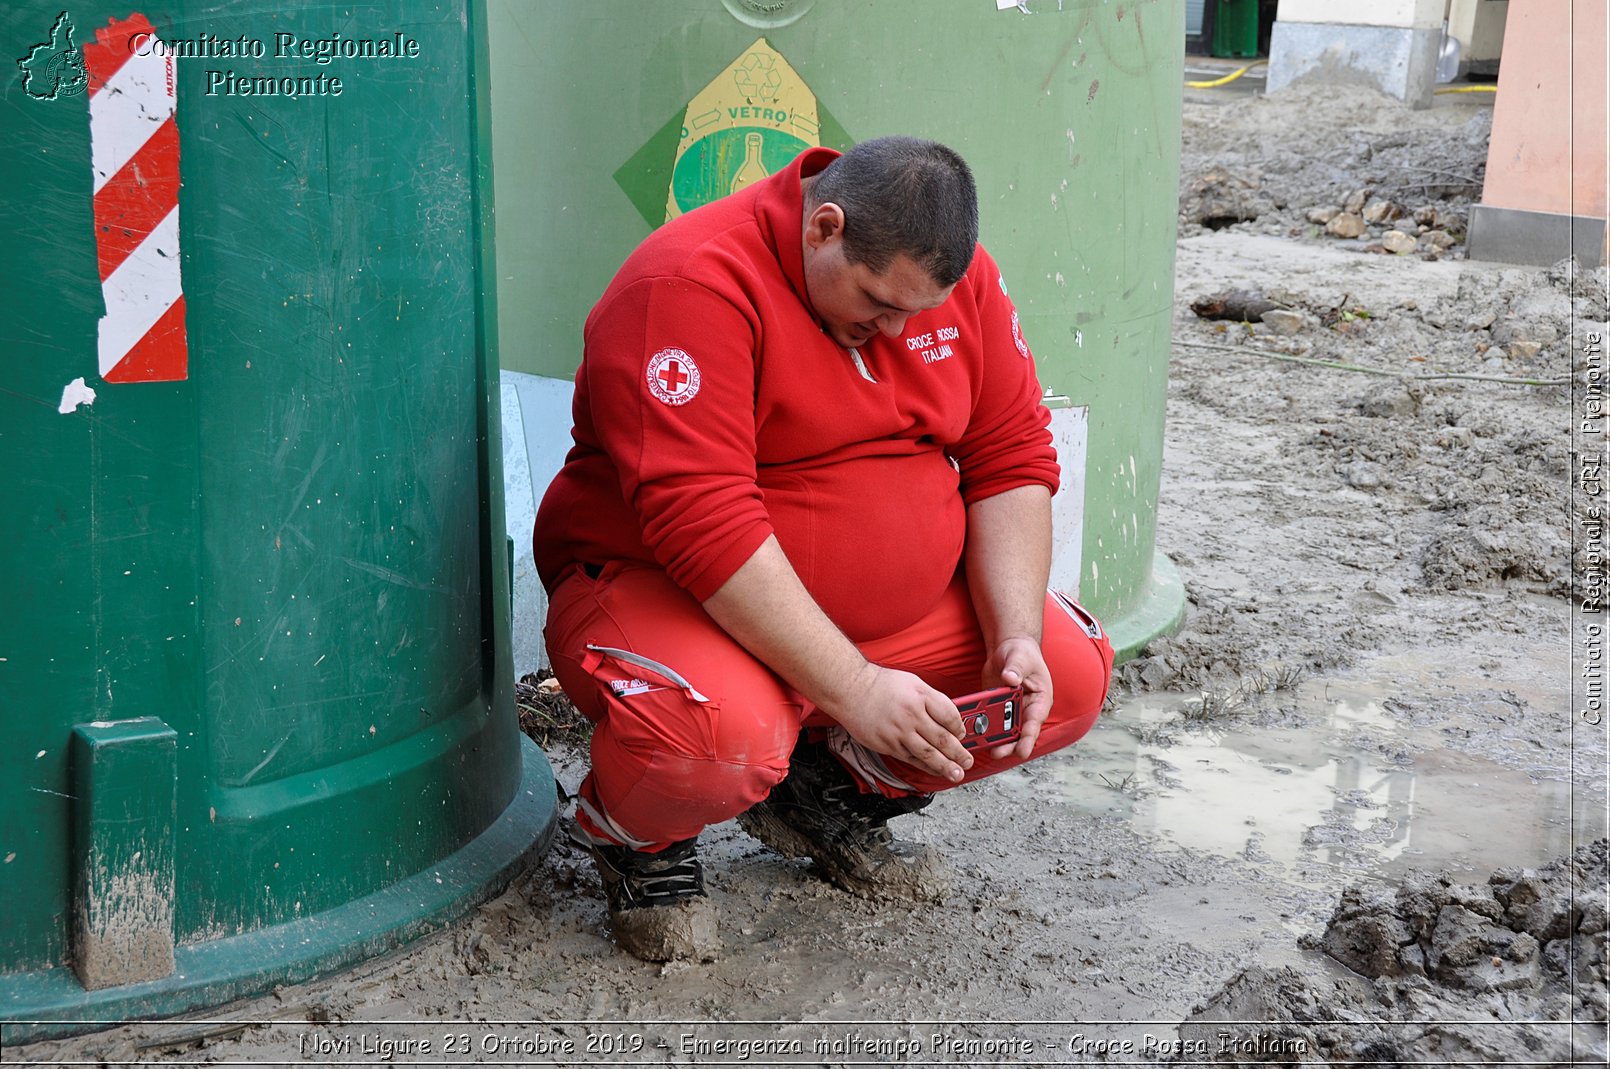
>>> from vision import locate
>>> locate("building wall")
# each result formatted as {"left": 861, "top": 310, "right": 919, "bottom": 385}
{"left": 1275, "top": 0, "right": 1442, "bottom": 30}
{"left": 1449, "top": 0, "right": 1508, "bottom": 63}
{"left": 1467, "top": 0, "right": 1608, "bottom": 266}
{"left": 1481, "top": 1, "right": 1607, "bottom": 219}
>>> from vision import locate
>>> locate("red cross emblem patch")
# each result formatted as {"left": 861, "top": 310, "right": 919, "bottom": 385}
{"left": 646, "top": 348, "right": 701, "bottom": 406}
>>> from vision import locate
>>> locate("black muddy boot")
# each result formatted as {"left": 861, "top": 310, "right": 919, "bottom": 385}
{"left": 737, "top": 737, "right": 947, "bottom": 902}
{"left": 576, "top": 830, "right": 719, "bottom": 962}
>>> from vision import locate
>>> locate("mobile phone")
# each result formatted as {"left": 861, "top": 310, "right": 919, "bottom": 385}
{"left": 952, "top": 685, "right": 1024, "bottom": 750}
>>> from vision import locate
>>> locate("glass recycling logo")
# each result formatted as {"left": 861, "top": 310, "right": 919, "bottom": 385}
{"left": 18, "top": 11, "right": 88, "bottom": 100}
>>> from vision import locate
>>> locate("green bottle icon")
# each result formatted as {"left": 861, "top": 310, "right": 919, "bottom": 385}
{"left": 729, "top": 131, "right": 769, "bottom": 194}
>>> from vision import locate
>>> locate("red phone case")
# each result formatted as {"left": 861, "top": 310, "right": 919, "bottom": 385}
{"left": 953, "top": 685, "right": 1024, "bottom": 750}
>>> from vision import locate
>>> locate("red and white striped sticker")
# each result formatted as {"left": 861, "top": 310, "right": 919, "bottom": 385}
{"left": 84, "top": 13, "right": 187, "bottom": 383}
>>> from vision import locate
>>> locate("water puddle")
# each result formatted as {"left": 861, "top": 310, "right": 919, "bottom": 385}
{"left": 996, "top": 681, "right": 1607, "bottom": 884}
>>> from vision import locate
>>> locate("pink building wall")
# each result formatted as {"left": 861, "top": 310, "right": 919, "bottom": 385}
{"left": 1477, "top": 0, "right": 1608, "bottom": 260}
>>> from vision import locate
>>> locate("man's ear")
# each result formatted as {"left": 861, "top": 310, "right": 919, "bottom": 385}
{"left": 803, "top": 201, "right": 846, "bottom": 250}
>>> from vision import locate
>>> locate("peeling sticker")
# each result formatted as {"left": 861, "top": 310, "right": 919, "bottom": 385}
{"left": 59, "top": 377, "right": 97, "bottom": 414}
{"left": 84, "top": 13, "right": 188, "bottom": 383}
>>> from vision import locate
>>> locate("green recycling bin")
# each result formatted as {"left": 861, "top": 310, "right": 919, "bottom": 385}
{"left": 1212, "top": 0, "right": 1260, "bottom": 57}
{"left": 489, "top": 0, "right": 1187, "bottom": 658}
{"left": 0, "top": 0, "right": 556, "bottom": 1040}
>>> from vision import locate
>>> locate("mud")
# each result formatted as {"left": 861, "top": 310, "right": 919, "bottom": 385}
{"left": 1181, "top": 840, "right": 1608, "bottom": 1065}
{"left": 1179, "top": 84, "right": 1494, "bottom": 261}
{"left": 606, "top": 898, "right": 721, "bottom": 966}
{"left": 17, "top": 84, "right": 1607, "bottom": 1068}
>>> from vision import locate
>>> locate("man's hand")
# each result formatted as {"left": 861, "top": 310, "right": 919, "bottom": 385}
{"left": 983, "top": 635, "right": 1053, "bottom": 761}
{"left": 821, "top": 663, "right": 973, "bottom": 783}
{"left": 702, "top": 536, "right": 972, "bottom": 782}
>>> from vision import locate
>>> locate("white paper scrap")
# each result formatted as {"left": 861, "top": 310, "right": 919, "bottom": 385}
{"left": 59, "top": 377, "right": 97, "bottom": 414}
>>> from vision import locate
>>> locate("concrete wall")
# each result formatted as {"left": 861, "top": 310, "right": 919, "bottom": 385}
{"left": 1268, "top": 0, "right": 1442, "bottom": 107}
{"left": 1276, "top": 0, "right": 1442, "bottom": 30}
{"left": 1466, "top": 0, "right": 1609, "bottom": 267}
{"left": 1449, "top": 0, "right": 1508, "bottom": 64}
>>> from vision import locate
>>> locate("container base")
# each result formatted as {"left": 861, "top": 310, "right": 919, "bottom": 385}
{"left": 1103, "top": 549, "right": 1187, "bottom": 664}
{"left": 0, "top": 737, "right": 558, "bottom": 1044}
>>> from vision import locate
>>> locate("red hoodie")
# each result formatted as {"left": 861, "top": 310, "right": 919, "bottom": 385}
{"left": 533, "top": 148, "right": 1058, "bottom": 642}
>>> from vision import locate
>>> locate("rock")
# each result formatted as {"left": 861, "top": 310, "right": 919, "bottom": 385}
{"left": 1191, "top": 290, "right": 1280, "bottom": 322}
{"left": 1307, "top": 206, "right": 1340, "bottom": 224}
{"left": 1345, "top": 463, "right": 1385, "bottom": 489}
{"left": 1344, "top": 188, "right": 1369, "bottom": 214}
{"left": 1492, "top": 317, "right": 1561, "bottom": 349}
{"left": 1260, "top": 309, "right": 1306, "bottom": 334}
{"left": 1466, "top": 310, "right": 1497, "bottom": 330}
{"left": 1382, "top": 230, "right": 1418, "bottom": 254}
{"left": 1362, "top": 199, "right": 1403, "bottom": 224}
{"left": 1413, "top": 204, "right": 1439, "bottom": 226}
{"left": 1357, "top": 383, "right": 1420, "bottom": 418}
{"left": 1424, "top": 229, "right": 1457, "bottom": 249}
{"left": 1183, "top": 168, "right": 1267, "bottom": 229}
{"left": 1509, "top": 340, "right": 1543, "bottom": 360}
{"left": 1326, "top": 213, "right": 1367, "bottom": 239}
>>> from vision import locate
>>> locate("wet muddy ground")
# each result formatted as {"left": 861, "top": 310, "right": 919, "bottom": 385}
{"left": 16, "top": 85, "right": 1608, "bottom": 1067}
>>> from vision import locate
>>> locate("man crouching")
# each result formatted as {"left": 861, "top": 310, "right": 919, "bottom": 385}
{"left": 533, "top": 136, "right": 1113, "bottom": 961}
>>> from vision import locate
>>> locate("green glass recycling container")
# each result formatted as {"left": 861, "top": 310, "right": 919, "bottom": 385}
{"left": 487, "top": 0, "right": 1186, "bottom": 657}
{"left": 1, "top": 0, "right": 555, "bottom": 1040}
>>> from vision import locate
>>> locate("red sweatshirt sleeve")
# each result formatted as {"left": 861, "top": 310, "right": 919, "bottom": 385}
{"left": 951, "top": 247, "right": 1061, "bottom": 504}
{"left": 582, "top": 275, "right": 775, "bottom": 600}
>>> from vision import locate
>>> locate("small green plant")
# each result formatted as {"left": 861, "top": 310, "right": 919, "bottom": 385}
{"left": 1270, "top": 664, "right": 1306, "bottom": 690}
{"left": 1097, "top": 771, "right": 1137, "bottom": 793}
{"left": 1241, "top": 664, "right": 1307, "bottom": 695}
{"left": 1179, "top": 685, "right": 1248, "bottom": 722}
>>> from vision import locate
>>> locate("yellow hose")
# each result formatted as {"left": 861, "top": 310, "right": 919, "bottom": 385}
{"left": 1435, "top": 85, "right": 1497, "bottom": 94}
{"left": 1186, "top": 60, "right": 1266, "bottom": 89}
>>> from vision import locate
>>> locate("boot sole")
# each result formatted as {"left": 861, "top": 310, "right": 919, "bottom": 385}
{"left": 736, "top": 805, "right": 949, "bottom": 903}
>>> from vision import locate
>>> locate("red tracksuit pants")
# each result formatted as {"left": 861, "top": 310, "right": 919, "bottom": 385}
{"left": 544, "top": 562, "right": 1114, "bottom": 852}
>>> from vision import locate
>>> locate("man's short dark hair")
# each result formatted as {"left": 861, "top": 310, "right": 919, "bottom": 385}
{"left": 808, "top": 136, "right": 979, "bottom": 287}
